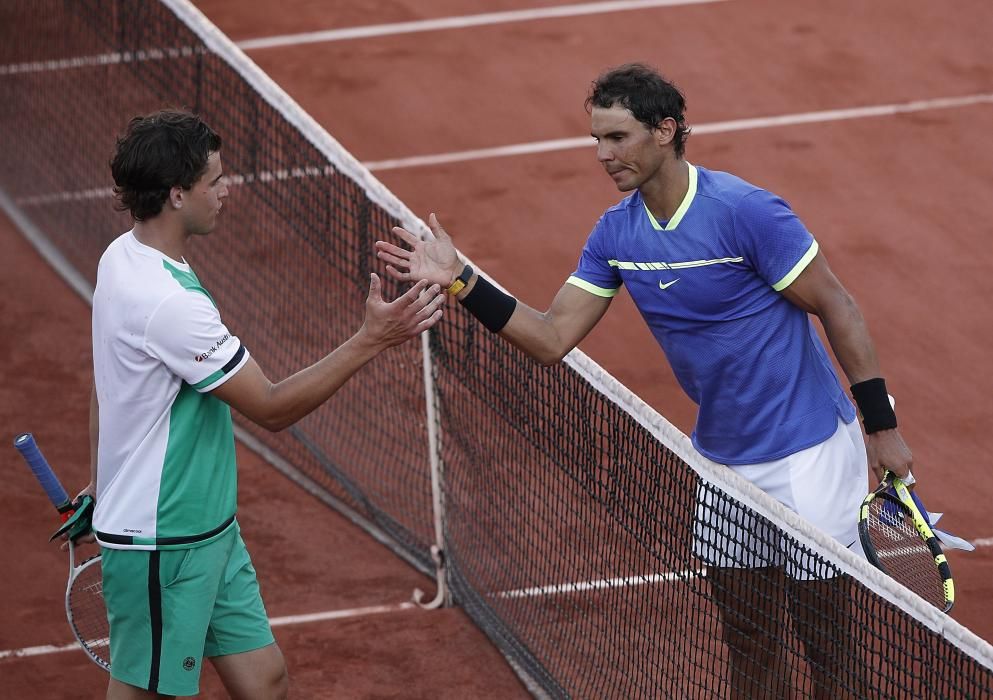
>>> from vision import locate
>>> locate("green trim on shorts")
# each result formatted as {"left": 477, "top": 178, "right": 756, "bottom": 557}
{"left": 102, "top": 522, "right": 274, "bottom": 696}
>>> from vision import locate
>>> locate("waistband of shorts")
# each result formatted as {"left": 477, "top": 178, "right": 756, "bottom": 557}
{"left": 96, "top": 513, "right": 236, "bottom": 549}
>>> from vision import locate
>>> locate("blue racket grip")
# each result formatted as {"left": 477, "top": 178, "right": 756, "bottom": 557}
{"left": 14, "top": 433, "right": 72, "bottom": 513}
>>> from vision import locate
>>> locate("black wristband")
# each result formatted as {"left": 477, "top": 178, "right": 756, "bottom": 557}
{"left": 459, "top": 275, "right": 517, "bottom": 333}
{"left": 851, "top": 377, "right": 897, "bottom": 433}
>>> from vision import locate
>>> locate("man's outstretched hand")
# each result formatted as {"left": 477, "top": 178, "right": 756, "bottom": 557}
{"left": 359, "top": 274, "right": 445, "bottom": 350}
{"left": 375, "top": 213, "right": 462, "bottom": 289}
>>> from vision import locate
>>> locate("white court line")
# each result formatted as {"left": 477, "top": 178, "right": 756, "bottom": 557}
{"left": 14, "top": 167, "right": 336, "bottom": 207}
{"left": 364, "top": 92, "right": 993, "bottom": 171}
{"left": 4, "top": 541, "right": 988, "bottom": 662}
{"left": 0, "top": 640, "right": 85, "bottom": 661}
{"left": 236, "top": 0, "right": 727, "bottom": 50}
{"left": 0, "top": 1, "right": 720, "bottom": 75}
{"left": 495, "top": 568, "right": 705, "bottom": 599}
{"left": 17, "top": 93, "right": 993, "bottom": 207}
{"left": 0, "top": 46, "right": 202, "bottom": 77}
{"left": 494, "top": 533, "right": 993, "bottom": 602}
{"left": 269, "top": 601, "right": 415, "bottom": 627}
{"left": 17, "top": 186, "right": 115, "bottom": 207}
{"left": 0, "top": 601, "right": 415, "bottom": 662}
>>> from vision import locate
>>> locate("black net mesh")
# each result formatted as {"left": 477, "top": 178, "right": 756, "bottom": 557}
{"left": 2, "top": 2, "right": 991, "bottom": 697}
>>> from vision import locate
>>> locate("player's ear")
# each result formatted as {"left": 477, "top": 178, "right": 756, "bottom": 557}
{"left": 169, "top": 186, "right": 184, "bottom": 209}
{"left": 655, "top": 117, "right": 677, "bottom": 147}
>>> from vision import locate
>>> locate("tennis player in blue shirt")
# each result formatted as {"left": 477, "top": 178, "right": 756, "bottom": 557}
{"left": 377, "top": 63, "right": 912, "bottom": 698}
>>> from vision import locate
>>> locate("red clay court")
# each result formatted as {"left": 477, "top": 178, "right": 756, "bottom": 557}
{"left": 3, "top": 0, "right": 993, "bottom": 697}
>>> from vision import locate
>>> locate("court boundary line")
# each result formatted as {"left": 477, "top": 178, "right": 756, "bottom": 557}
{"left": 1, "top": 540, "right": 988, "bottom": 662}
{"left": 0, "top": 189, "right": 94, "bottom": 300}
{"left": 0, "top": 602, "right": 417, "bottom": 662}
{"left": 14, "top": 168, "right": 340, "bottom": 207}
{"left": 15, "top": 93, "right": 993, "bottom": 207}
{"left": 5, "top": 0, "right": 991, "bottom": 683}
{"left": 365, "top": 92, "right": 993, "bottom": 171}
{"left": 236, "top": 0, "right": 728, "bottom": 50}
{"left": 494, "top": 568, "right": 706, "bottom": 599}
{"left": 0, "top": 47, "right": 204, "bottom": 76}
{"left": 0, "top": 0, "right": 725, "bottom": 76}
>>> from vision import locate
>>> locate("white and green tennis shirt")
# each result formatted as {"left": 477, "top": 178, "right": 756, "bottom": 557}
{"left": 91, "top": 231, "right": 248, "bottom": 550}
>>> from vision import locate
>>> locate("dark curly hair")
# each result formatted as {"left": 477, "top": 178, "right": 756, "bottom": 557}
{"left": 110, "top": 110, "right": 222, "bottom": 221}
{"left": 585, "top": 63, "right": 691, "bottom": 157}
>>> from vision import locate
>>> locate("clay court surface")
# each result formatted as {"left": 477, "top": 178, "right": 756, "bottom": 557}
{"left": 3, "top": 0, "right": 993, "bottom": 696}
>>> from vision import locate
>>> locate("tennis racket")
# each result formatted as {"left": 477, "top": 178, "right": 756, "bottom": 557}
{"left": 13, "top": 433, "right": 111, "bottom": 671}
{"left": 858, "top": 470, "right": 954, "bottom": 612}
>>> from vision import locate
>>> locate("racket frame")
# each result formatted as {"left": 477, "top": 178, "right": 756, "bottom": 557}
{"left": 13, "top": 433, "right": 111, "bottom": 670}
{"left": 65, "top": 539, "right": 110, "bottom": 670}
{"left": 858, "top": 471, "right": 954, "bottom": 612}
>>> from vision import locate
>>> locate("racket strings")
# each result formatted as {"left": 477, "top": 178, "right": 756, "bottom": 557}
{"left": 865, "top": 499, "right": 945, "bottom": 608}
{"left": 68, "top": 558, "right": 111, "bottom": 669}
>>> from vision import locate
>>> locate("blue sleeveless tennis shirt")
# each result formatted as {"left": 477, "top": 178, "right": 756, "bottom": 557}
{"left": 568, "top": 164, "right": 856, "bottom": 464}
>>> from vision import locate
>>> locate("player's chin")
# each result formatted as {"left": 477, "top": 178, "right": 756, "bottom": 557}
{"left": 608, "top": 172, "right": 636, "bottom": 192}
{"left": 201, "top": 215, "right": 222, "bottom": 234}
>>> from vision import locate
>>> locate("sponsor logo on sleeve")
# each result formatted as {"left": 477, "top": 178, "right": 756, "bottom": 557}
{"left": 194, "top": 333, "right": 230, "bottom": 362}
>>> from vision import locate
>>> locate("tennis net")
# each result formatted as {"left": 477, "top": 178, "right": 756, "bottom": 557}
{"left": 2, "top": 1, "right": 992, "bottom": 697}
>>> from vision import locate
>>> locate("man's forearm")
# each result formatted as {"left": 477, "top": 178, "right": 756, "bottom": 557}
{"left": 818, "top": 293, "right": 882, "bottom": 386}
{"left": 455, "top": 272, "right": 609, "bottom": 365}
{"left": 819, "top": 296, "right": 901, "bottom": 436}
{"left": 263, "top": 331, "right": 384, "bottom": 430}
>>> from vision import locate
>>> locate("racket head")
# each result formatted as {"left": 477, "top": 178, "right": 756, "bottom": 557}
{"left": 858, "top": 475, "right": 953, "bottom": 612}
{"left": 65, "top": 544, "right": 110, "bottom": 671}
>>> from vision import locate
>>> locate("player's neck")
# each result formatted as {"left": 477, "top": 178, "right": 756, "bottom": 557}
{"left": 639, "top": 158, "right": 688, "bottom": 223}
{"left": 132, "top": 217, "right": 189, "bottom": 264}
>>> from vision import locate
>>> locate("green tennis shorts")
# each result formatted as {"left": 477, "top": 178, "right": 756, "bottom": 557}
{"left": 101, "top": 521, "right": 274, "bottom": 696}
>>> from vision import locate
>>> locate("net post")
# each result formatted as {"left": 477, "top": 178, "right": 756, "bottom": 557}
{"left": 413, "top": 328, "right": 449, "bottom": 609}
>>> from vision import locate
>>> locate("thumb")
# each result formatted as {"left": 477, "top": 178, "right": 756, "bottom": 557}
{"left": 368, "top": 272, "right": 382, "bottom": 301}
{"left": 429, "top": 212, "right": 449, "bottom": 240}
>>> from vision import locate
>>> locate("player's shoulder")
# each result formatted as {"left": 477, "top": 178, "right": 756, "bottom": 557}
{"left": 151, "top": 285, "right": 216, "bottom": 327}
{"left": 99, "top": 232, "right": 209, "bottom": 304}
{"left": 598, "top": 191, "right": 643, "bottom": 226}
{"left": 97, "top": 230, "right": 132, "bottom": 267}
{"left": 694, "top": 165, "right": 766, "bottom": 209}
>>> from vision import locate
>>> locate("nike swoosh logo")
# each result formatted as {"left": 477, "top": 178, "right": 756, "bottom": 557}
{"left": 658, "top": 279, "right": 680, "bottom": 290}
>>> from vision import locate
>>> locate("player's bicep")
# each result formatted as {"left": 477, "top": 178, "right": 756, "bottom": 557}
{"left": 209, "top": 357, "right": 276, "bottom": 425}
{"left": 778, "top": 250, "right": 853, "bottom": 317}
{"left": 499, "top": 282, "right": 612, "bottom": 364}
{"left": 545, "top": 282, "right": 613, "bottom": 351}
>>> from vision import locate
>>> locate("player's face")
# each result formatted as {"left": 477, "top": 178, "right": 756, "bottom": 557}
{"left": 590, "top": 105, "right": 665, "bottom": 192}
{"left": 182, "top": 151, "right": 228, "bottom": 236}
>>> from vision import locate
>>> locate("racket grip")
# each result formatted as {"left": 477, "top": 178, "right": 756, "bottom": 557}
{"left": 14, "top": 433, "right": 72, "bottom": 513}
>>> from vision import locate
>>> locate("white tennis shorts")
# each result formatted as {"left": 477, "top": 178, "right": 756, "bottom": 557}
{"left": 693, "top": 416, "right": 869, "bottom": 580}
